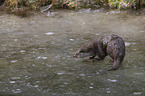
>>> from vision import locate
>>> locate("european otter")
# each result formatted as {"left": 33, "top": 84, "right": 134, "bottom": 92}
{"left": 73, "top": 34, "right": 125, "bottom": 71}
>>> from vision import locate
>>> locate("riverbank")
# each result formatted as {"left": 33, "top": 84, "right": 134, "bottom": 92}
{"left": 0, "top": 0, "right": 145, "bottom": 17}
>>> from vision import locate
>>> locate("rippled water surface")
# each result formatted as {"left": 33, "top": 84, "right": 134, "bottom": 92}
{"left": 0, "top": 9, "right": 145, "bottom": 96}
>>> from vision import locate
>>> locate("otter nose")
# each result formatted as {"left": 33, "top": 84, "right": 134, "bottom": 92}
{"left": 73, "top": 54, "right": 77, "bottom": 57}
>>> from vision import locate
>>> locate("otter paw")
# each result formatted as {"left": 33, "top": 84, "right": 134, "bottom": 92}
{"left": 108, "top": 68, "right": 118, "bottom": 71}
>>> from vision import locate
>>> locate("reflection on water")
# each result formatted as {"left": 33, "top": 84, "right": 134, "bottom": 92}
{"left": 125, "top": 42, "right": 136, "bottom": 46}
{"left": 0, "top": 9, "right": 145, "bottom": 96}
{"left": 45, "top": 32, "right": 55, "bottom": 35}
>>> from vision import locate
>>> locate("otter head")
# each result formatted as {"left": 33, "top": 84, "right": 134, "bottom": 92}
{"left": 73, "top": 43, "right": 96, "bottom": 58}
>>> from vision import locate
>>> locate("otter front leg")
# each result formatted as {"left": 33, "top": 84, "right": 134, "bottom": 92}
{"left": 90, "top": 56, "right": 105, "bottom": 61}
{"left": 89, "top": 55, "right": 101, "bottom": 60}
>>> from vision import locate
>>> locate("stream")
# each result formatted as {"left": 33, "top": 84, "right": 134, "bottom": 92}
{"left": 0, "top": 9, "right": 145, "bottom": 96}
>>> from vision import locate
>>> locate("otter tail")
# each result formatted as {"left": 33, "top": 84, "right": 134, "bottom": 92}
{"left": 108, "top": 58, "right": 122, "bottom": 71}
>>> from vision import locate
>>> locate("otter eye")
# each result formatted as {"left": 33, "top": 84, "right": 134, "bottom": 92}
{"left": 80, "top": 50, "right": 84, "bottom": 53}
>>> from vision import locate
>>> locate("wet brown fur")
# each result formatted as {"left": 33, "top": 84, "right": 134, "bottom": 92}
{"left": 74, "top": 34, "right": 125, "bottom": 71}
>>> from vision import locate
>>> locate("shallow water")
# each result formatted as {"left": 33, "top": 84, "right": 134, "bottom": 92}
{"left": 0, "top": 9, "right": 145, "bottom": 96}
